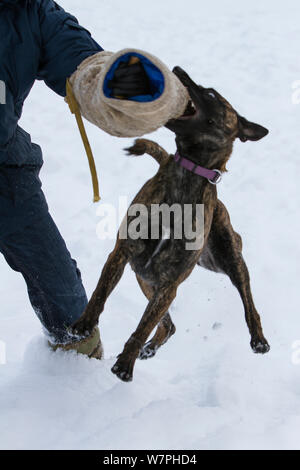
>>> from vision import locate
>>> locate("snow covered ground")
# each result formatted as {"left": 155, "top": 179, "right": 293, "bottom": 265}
{"left": 0, "top": 0, "right": 300, "bottom": 450}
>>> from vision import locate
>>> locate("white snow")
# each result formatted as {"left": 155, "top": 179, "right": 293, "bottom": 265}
{"left": 0, "top": 0, "right": 300, "bottom": 450}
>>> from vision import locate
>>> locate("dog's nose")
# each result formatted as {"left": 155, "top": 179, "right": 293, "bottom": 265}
{"left": 172, "top": 66, "right": 190, "bottom": 85}
{"left": 172, "top": 66, "right": 184, "bottom": 75}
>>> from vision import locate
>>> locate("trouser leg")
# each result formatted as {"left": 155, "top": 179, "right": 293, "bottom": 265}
{"left": 0, "top": 210, "right": 88, "bottom": 343}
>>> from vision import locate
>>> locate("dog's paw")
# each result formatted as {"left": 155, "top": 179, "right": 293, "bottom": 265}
{"left": 70, "top": 318, "right": 94, "bottom": 338}
{"left": 251, "top": 338, "right": 270, "bottom": 354}
{"left": 111, "top": 357, "right": 134, "bottom": 382}
{"left": 139, "top": 342, "right": 158, "bottom": 360}
{"left": 124, "top": 139, "right": 146, "bottom": 156}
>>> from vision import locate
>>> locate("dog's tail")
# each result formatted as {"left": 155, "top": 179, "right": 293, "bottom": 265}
{"left": 124, "top": 139, "right": 169, "bottom": 166}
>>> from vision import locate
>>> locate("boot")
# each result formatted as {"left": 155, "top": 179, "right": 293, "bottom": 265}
{"left": 49, "top": 326, "right": 103, "bottom": 360}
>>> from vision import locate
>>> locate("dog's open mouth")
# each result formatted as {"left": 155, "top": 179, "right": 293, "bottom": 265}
{"left": 165, "top": 99, "right": 198, "bottom": 129}
{"left": 169, "top": 99, "right": 198, "bottom": 124}
{"left": 179, "top": 99, "right": 198, "bottom": 120}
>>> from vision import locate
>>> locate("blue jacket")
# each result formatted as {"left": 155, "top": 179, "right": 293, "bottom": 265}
{"left": 0, "top": 0, "right": 102, "bottom": 169}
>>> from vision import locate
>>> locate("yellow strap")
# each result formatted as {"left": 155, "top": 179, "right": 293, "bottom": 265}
{"left": 66, "top": 79, "right": 101, "bottom": 203}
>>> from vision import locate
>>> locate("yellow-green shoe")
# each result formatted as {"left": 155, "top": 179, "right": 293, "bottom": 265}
{"left": 49, "top": 327, "right": 103, "bottom": 360}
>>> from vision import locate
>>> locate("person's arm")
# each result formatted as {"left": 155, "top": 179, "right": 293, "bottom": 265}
{"left": 36, "top": 0, "right": 151, "bottom": 99}
{"left": 35, "top": 1, "right": 188, "bottom": 138}
{"left": 36, "top": 0, "right": 103, "bottom": 96}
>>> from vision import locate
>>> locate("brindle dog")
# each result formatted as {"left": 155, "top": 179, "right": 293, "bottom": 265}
{"left": 72, "top": 67, "right": 270, "bottom": 382}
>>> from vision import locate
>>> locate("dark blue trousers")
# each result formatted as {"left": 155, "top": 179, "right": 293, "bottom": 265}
{"left": 0, "top": 166, "right": 88, "bottom": 343}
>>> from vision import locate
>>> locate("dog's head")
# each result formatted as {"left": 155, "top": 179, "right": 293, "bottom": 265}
{"left": 166, "top": 67, "right": 269, "bottom": 169}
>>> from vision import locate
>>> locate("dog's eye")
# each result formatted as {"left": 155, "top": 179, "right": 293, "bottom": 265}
{"left": 207, "top": 119, "right": 215, "bottom": 125}
{"left": 205, "top": 90, "right": 217, "bottom": 100}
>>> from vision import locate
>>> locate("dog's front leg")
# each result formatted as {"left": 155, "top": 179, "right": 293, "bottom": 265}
{"left": 111, "top": 285, "right": 177, "bottom": 382}
{"left": 72, "top": 243, "right": 128, "bottom": 336}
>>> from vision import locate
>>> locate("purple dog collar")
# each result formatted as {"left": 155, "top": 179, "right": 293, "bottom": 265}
{"left": 174, "top": 151, "right": 222, "bottom": 185}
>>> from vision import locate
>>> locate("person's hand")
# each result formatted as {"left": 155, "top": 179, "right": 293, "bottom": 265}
{"left": 108, "top": 60, "right": 151, "bottom": 98}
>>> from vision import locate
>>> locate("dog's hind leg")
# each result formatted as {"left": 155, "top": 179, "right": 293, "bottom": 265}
{"left": 72, "top": 242, "right": 128, "bottom": 336}
{"left": 198, "top": 200, "right": 270, "bottom": 354}
{"left": 139, "top": 312, "right": 176, "bottom": 360}
{"left": 136, "top": 275, "right": 176, "bottom": 360}
{"left": 112, "top": 284, "right": 177, "bottom": 381}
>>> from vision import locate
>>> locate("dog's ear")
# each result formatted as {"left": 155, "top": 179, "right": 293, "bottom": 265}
{"left": 238, "top": 116, "right": 269, "bottom": 142}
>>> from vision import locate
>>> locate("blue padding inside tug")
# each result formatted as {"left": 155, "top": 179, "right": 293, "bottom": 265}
{"left": 103, "top": 52, "right": 165, "bottom": 102}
